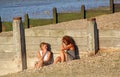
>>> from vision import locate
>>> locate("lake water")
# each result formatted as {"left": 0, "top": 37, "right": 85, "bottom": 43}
{"left": 0, "top": 0, "right": 120, "bottom": 21}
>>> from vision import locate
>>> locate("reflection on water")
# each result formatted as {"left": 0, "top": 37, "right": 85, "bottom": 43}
{"left": 0, "top": 0, "right": 120, "bottom": 21}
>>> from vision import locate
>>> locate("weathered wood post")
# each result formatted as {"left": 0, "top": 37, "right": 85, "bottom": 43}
{"left": 110, "top": 0, "right": 114, "bottom": 13}
{"left": 0, "top": 16, "right": 2, "bottom": 33}
{"left": 87, "top": 18, "right": 99, "bottom": 54}
{"left": 53, "top": 7, "right": 58, "bottom": 24}
{"left": 81, "top": 5, "right": 86, "bottom": 19}
{"left": 13, "top": 17, "right": 27, "bottom": 71}
{"left": 24, "top": 14, "right": 30, "bottom": 28}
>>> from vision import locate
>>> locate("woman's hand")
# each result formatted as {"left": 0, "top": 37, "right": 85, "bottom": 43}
{"left": 38, "top": 57, "right": 43, "bottom": 62}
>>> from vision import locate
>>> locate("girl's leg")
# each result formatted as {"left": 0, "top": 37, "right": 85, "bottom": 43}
{"left": 35, "top": 60, "right": 44, "bottom": 68}
{"left": 34, "top": 61, "right": 38, "bottom": 69}
{"left": 53, "top": 56, "right": 61, "bottom": 64}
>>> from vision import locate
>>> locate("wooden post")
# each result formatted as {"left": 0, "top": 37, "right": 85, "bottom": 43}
{"left": 24, "top": 14, "right": 30, "bottom": 28}
{"left": 53, "top": 7, "right": 58, "bottom": 24}
{"left": 13, "top": 17, "right": 27, "bottom": 71}
{"left": 0, "top": 17, "right": 2, "bottom": 33}
{"left": 81, "top": 5, "right": 86, "bottom": 19}
{"left": 110, "top": 0, "right": 114, "bottom": 13}
{"left": 87, "top": 18, "right": 99, "bottom": 54}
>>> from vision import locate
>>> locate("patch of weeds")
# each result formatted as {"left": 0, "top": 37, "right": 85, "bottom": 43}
{"left": 119, "top": 56, "right": 120, "bottom": 59}
{"left": 114, "top": 59, "right": 120, "bottom": 62}
{"left": 113, "top": 56, "right": 120, "bottom": 62}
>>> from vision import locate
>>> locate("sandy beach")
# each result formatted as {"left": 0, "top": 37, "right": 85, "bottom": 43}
{"left": 1, "top": 12, "right": 120, "bottom": 77}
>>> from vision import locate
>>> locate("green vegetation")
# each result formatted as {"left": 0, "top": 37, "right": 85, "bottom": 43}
{"left": 58, "top": 13, "right": 81, "bottom": 23}
{"left": 30, "top": 19, "right": 53, "bottom": 27}
{"left": 86, "top": 10, "right": 111, "bottom": 18}
{"left": 2, "top": 9, "right": 111, "bottom": 31}
{"left": 2, "top": 22, "right": 12, "bottom": 31}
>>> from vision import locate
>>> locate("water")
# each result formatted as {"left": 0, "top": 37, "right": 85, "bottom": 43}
{"left": 0, "top": 0, "right": 120, "bottom": 21}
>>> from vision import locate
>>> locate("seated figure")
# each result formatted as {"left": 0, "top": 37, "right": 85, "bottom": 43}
{"left": 34, "top": 42, "right": 51, "bottom": 68}
{"left": 54, "top": 35, "right": 76, "bottom": 64}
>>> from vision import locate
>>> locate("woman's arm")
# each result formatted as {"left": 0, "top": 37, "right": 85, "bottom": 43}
{"left": 37, "top": 51, "right": 42, "bottom": 61}
{"left": 37, "top": 50, "right": 46, "bottom": 61}
{"left": 61, "top": 44, "right": 74, "bottom": 51}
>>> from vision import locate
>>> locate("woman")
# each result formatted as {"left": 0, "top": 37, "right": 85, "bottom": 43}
{"left": 54, "top": 35, "right": 75, "bottom": 64}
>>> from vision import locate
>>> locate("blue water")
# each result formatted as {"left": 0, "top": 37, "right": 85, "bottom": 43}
{"left": 0, "top": 0, "right": 120, "bottom": 21}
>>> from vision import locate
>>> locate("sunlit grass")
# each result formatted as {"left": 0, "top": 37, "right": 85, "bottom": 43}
{"left": 30, "top": 19, "right": 53, "bottom": 27}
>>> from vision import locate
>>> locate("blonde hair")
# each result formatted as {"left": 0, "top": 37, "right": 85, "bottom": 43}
{"left": 40, "top": 42, "right": 47, "bottom": 49}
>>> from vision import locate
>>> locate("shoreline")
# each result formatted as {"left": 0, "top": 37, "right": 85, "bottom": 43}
{"left": 0, "top": 0, "right": 110, "bottom": 21}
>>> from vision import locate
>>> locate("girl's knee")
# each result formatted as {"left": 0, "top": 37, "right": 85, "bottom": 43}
{"left": 54, "top": 56, "right": 61, "bottom": 64}
{"left": 56, "top": 56, "right": 61, "bottom": 61}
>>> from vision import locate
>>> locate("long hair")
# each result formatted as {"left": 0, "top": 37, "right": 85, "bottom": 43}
{"left": 62, "top": 35, "right": 73, "bottom": 45}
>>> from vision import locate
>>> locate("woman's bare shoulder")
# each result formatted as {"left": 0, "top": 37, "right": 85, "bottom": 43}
{"left": 48, "top": 51, "right": 51, "bottom": 54}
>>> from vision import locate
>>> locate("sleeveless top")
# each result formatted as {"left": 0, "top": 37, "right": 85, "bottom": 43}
{"left": 39, "top": 50, "right": 49, "bottom": 61}
{"left": 66, "top": 50, "right": 75, "bottom": 61}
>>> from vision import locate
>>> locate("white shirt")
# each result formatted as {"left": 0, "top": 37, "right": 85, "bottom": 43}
{"left": 39, "top": 50, "right": 49, "bottom": 61}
